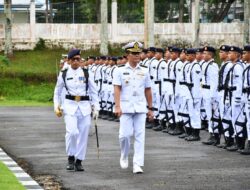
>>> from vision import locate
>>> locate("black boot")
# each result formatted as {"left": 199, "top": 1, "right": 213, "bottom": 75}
{"left": 226, "top": 137, "right": 238, "bottom": 151}
{"left": 171, "top": 121, "right": 184, "bottom": 136}
{"left": 241, "top": 140, "right": 250, "bottom": 155}
{"left": 212, "top": 133, "right": 220, "bottom": 146}
{"left": 186, "top": 129, "right": 200, "bottom": 141}
{"left": 75, "top": 159, "right": 84, "bottom": 172}
{"left": 102, "top": 110, "right": 109, "bottom": 120}
{"left": 66, "top": 156, "right": 75, "bottom": 170}
{"left": 222, "top": 136, "right": 234, "bottom": 149}
{"left": 154, "top": 119, "right": 164, "bottom": 131}
{"left": 236, "top": 137, "right": 246, "bottom": 153}
{"left": 201, "top": 120, "right": 208, "bottom": 130}
{"left": 184, "top": 127, "right": 193, "bottom": 140}
{"left": 202, "top": 133, "right": 215, "bottom": 145}
{"left": 162, "top": 122, "right": 171, "bottom": 133}
{"left": 152, "top": 119, "right": 161, "bottom": 131}
{"left": 107, "top": 112, "right": 115, "bottom": 121}
{"left": 179, "top": 126, "right": 190, "bottom": 138}
{"left": 168, "top": 123, "right": 177, "bottom": 135}
{"left": 146, "top": 121, "right": 154, "bottom": 129}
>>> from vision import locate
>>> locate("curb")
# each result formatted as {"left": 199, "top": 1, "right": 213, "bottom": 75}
{"left": 0, "top": 147, "right": 43, "bottom": 190}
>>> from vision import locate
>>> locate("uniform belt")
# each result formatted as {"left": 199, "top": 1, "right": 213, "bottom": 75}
{"left": 227, "top": 86, "right": 236, "bottom": 91}
{"left": 168, "top": 79, "right": 176, "bottom": 83}
{"left": 66, "top": 95, "right": 90, "bottom": 102}
{"left": 154, "top": 80, "right": 161, "bottom": 84}
{"left": 243, "top": 87, "right": 250, "bottom": 93}
{"left": 163, "top": 78, "right": 170, "bottom": 82}
{"left": 201, "top": 84, "right": 210, "bottom": 89}
{"left": 179, "top": 81, "right": 187, "bottom": 85}
{"left": 103, "top": 81, "right": 108, "bottom": 84}
{"left": 108, "top": 82, "right": 112, "bottom": 85}
{"left": 185, "top": 83, "right": 193, "bottom": 88}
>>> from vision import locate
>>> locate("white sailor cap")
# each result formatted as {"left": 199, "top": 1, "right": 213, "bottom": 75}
{"left": 123, "top": 41, "right": 143, "bottom": 53}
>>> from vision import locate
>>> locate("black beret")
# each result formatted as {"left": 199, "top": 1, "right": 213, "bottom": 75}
{"left": 100, "top": 56, "right": 107, "bottom": 60}
{"left": 204, "top": 46, "right": 216, "bottom": 53}
{"left": 142, "top": 48, "right": 148, "bottom": 53}
{"left": 196, "top": 48, "right": 204, "bottom": 53}
{"left": 88, "top": 56, "right": 96, "bottom": 60}
{"left": 219, "top": 45, "right": 230, "bottom": 52}
{"left": 230, "top": 46, "right": 242, "bottom": 53}
{"left": 243, "top": 45, "right": 250, "bottom": 52}
{"left": 117, "top": 56, "right": 123, "bottom": 60}
{"left": 165, "top": 46, "right": 173, "bottom": 51}
{"left": 155, "top": 48, "right": 164, "bottom": 53}
{"left": 68, "top": 49, "right": 81, "bottom": 59}
{"left": 186, "top": 48, "right": 196, "bottom": 54}
{"left": 147, "top": 47, "right": 156, "bottom": 52}
{"left": 123, "top": 55, "right": 127, "bottom": 59}
{"left": 112, "top": 57, "right": 117, "bottom": 61}
{"left": 169, "top": 47, "right": 181, "bottom": 53}
{"left": 181, "top": 48, "right": 186, "bottom": 53}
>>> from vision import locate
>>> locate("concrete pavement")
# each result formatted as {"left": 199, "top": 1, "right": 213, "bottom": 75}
{"left": 0, "top": 107, "right": 250, "bottom": 190}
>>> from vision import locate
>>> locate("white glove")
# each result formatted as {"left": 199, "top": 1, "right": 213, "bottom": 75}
{"left": 92, "top": 108, "right": 99, "bottom": 120}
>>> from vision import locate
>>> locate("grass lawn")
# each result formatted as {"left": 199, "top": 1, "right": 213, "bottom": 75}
{"left": 0, "top": 161, "right": 26, "bottom": 190}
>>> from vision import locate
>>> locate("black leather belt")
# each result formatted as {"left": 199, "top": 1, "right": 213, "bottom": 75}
{"left": 154, "top": 81, "right": 161, "bottom": 84}
{"left": 163, "top": 78, "right": 170, "bottom": 82}
{"left": 179, "top": 81, "right": 187, "bottom": 85}
{"left": 202, "top": 84, "right": 210, "bottom": 89}
{"left": 185, "top": 83, "right": 193, "bottom": 88}
{"left": 227, "top": 86, "right": 236, "bottom": 91}
{"left": 66, "top": 95, "right": 90, "bottom": 102}
{"left": 108, "top": 82, "right": 112, "bottom": 85}
{"left": 103, "top": 81, "right": 108, "bottom": 84}
{"left": 243, "top": 87, "right": 250, "bottom": 93}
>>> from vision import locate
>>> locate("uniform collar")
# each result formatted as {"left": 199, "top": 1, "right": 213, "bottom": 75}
{"left": 125, "top": 62, "right": 141, "bottom": 70}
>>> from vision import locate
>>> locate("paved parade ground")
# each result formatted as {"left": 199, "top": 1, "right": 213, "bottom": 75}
{"left": 0, "top": 107, "right": 250, "bottom": 190}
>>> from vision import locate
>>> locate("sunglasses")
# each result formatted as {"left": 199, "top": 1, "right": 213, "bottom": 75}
{"left": 71, "top": 57, "right": 81, "bottom": 62}
{"left": 130, "top": 52, "right": 140, "bottom": 55}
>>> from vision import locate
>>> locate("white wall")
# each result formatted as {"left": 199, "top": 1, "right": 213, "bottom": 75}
{"left": 0, "top": 22, "right": 246, "bottom": 50}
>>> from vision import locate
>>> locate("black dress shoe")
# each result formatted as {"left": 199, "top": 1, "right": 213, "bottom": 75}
{"left": 66, "top": 156, "right": 75, "bottom": 170}
{"left": 75, "top": 159, "right": 84, "bottom": 172}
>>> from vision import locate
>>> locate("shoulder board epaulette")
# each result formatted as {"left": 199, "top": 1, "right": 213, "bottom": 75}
{"left": 118, "top": 64, "right": 125, "bottom": 67}
{"left": 61, "top": 68, "right": 68, "bottom": 72}
{"left": 140, "top": 65, "right": 148, "bottom": 68}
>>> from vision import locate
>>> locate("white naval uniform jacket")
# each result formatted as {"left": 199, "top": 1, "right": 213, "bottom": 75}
{"left": 54, "top": 66, "right": 100, "bottom": 116}
{"left": 186, "top": 61, "right": 202, "bottom": 99}
{"left": 113, "top": 62, "right": 151, "bottom": 113}
{"left": 201, "top": 59, "right": 219, "bottom": 99}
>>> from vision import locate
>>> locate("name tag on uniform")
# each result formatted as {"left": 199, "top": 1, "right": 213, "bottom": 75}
{"left": 67, "top": 77, "right": 73, "bottom": 80}
{"left": 137, "top": 72, "right": 145, "bottom": 76}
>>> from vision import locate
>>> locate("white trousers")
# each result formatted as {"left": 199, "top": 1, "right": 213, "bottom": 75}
{"left": 232, "top": 101, "right": 246, "bottom": 138}
{"left": 119, "top": 113, "right": 146, "bottom": 167}
{"left": 64, "top": 108, "right": 91, "bottom": 160}
{"left": 188, "top": 98, "right": 201, "bottom": 129}
{"left": 245, "top": 97, "right": 250, "bottom": 140}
